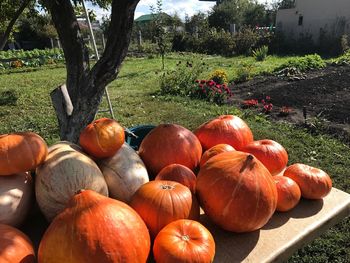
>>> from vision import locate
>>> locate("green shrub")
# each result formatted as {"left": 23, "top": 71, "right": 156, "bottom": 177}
{"left": 275, "top": 54, "right": 326, "bottom": 72}
{"left": 208, "top": 69, "right": 228, "bottom": 84}
{"left": 235, "top": 62, "right": 254, "bottom": 83}
{"left": 160, "top": 57, "right": 206, "bottom": 96}
{"left": 233, "top": 27, "right": 259, "bottom": 55}
{"left": 252, "top": 45, "right": 268, "bottom": 61}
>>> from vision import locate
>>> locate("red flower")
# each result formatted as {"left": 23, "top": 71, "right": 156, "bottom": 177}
{"left": 195, "top": 80, "right": 200, "bottom": 83}
{"left": 200, "top": 80, "right": 206, "bottom": 84}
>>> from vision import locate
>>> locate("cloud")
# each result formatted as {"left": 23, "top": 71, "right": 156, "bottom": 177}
{"left": 136, "top": 0, "right": 215, "bottom": 19}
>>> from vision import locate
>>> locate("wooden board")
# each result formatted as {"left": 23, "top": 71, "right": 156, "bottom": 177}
{"left": 200, "top": 188, "right": 350, "bottom": 263}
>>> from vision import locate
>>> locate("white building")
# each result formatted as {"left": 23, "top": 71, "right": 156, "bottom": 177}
{"left": 276, "top": 0, "right": 350, "bottom": 43}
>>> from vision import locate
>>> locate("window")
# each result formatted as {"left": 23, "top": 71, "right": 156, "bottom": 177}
{"left": 298, "top": 15, "right": 303, "bottom": 26}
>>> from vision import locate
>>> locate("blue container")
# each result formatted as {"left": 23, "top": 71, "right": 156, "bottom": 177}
{"left": 125, "top": 125, "right": 156, "bottom": 151}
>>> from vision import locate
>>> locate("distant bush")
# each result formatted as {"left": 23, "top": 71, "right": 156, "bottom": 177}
{"left": 275, "top": 54, "right": 325, "bottom": 72}
{"left": 252, "top": 45, "right": 268, "bottom": 61}
{"left": 160, "top": 57, "right": 207, "bottom": 96}
{"left": 208, "top": 69, "right": 228, "bottom": 84}
{"left": 233, "top": 27, "right": 259, "bottom": 55}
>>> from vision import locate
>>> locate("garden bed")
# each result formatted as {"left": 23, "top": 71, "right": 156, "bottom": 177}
{"left": 231, "top": 65, "right": 350, "bottom": 142}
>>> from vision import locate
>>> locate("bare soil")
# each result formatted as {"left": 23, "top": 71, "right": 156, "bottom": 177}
{"left": 230, "top": 65, "right": 350, "bottom": 142}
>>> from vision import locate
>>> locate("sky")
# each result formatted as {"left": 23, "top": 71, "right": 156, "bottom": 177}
{"left": 87, "top": 0, "right": 274, "bottom": 21}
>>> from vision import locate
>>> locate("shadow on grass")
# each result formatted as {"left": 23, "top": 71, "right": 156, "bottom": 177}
{"left": 0, "top": 90, "right": 18, "bottom": 106}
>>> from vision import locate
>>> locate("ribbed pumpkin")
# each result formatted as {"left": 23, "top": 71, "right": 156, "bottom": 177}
{"left": 0, "top": 132, "right": 48, "bottom": 176}
{"left": 274, "top": 175, "right": 301, "bottom": 212}
{"left": 284, "top": 163, "right": 332, "bottom": 199}
{"left": 79, "top": 118, "right": 125, "bottom": 159}
{"left": 130, "top": 180, "right": 200, "bottom": 238}
{"left": 138, "top": 124, "right": 202, "bottom": 178}
{"left": 38, "top": 190, "right": 150, "bottom": 263}
{"left": 194, "top": 115, "right": 253, "bottom": 151}
{"left": 155, "top": 164, "right": 197, "bottom": 193}
{"left": 153, "top": 219, "right": 215, "bottom": 263}
{"left": 35, "top": 142, "right": 108, "bottom": 221}
{"left": 0, "top": 172, "right": 33, "bottom": 227}
{"left": 200, "top": 144, "right": 235, "bottom": 167}
{"left": 98, "top": 143, "right": 149, "bottom": 203}
{"left": 196, "top": 151, "right": 277, "bottom": 232}
{"left": 0, "top": 224, "right": 35, "bottom": 263}
{"left": 241, "top": 139, "right": 288, "bottom": 176}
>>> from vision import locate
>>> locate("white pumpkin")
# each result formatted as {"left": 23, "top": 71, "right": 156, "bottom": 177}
{"left": 98, "top": 143, "right": 149, "bottom": 203}
{"left": 0, "top": 172, "right": 33, "bottom": 227}
{"left": 35, "top": 141, "right": 108, "bottom": 221}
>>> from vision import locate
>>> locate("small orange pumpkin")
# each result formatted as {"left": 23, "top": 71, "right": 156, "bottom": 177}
{"left": 139, "top": 124, "right": 202, "bottom": 178}
{"left": 155, "top": 164, "right": 197, "bottom": 193}
{"left": 194, "top": 115, "right": 253, "bottom": 151}
{"left": 274, "top": 175, "right": 301, "bottom": 212}
{"left": 153, "top": 219, "right": 215, "bottom": 263}
{"left": 0, "top": 224, "right": 35, "bottom": 263}
{"left": 241, "top": 139, "right": 288, "bottom": 176}
{"left": 130, "top": 180, "right": 200, "bottom": 238}
{"left": 200, "top": 143, "right": 235, "bottom": 167}
{"left": 0, "top": 132, "right": 48, "bottom": 176}
{"left": 283, "top": 163, "right": 332, "bottom": 199}
{"left": 79, "top": 118, "right": 125, "bottom": 159}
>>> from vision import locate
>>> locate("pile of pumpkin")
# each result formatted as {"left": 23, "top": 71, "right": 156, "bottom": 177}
{"left": 0, "top": 115, "right": 333, "bottom": 263}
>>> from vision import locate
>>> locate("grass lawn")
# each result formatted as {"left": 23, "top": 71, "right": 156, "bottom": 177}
{"left": 0, "top": 53, "right": 349, "bottom": 262}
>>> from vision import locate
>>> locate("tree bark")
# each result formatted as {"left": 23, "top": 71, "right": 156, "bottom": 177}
{"left": 43, "top": 0, "right": 140, "bottom": 143}
{"left": 0, "top": 0, "right": 31, "bottom": 50}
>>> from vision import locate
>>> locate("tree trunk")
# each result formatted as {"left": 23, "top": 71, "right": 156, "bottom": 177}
{"left": 44, "top": 0, "right": 139, "bottom": 143}
{"left": 0, "top": 0, "right": 31, "bottom": 50}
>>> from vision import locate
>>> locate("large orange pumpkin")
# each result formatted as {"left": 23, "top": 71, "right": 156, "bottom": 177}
{"left": 274, "top": 175, "right": 301, "bottom": 212}
{"left": 155, "top": 164, "right": 197, "bottom": 193}
{"left": 79, "top": 118, "right": 125, "bottom": 159}
{"left": 196, "top": 151, "right": 277, "bottom": 233}
{"left": 0, "top": 224, "right": 35, "bottom": 263}
{"left": 138, "top": 124, "right": 202, "bottom": 178}
{"left": 38, "top": 190, "right": 150, "bottom": 263}
{"left": 283, "top": 163, "right": 332, "bottom": 199}
{"left": 194, "top": 115, "right": 253, "bottom": 151}
{"left": 200, "top": 143, "right": 235, "bottom": 167}
{"left": 130, "top": 180, "right": 200, "bottom": 238}
{"left": 0, "top": 132, "right": 48, "bottom": 176}
{"left": 153, "top": 219, "right": 215, "bottom": 263}
{"left": 241, "top": 139, "right": 288, "bottom": 176}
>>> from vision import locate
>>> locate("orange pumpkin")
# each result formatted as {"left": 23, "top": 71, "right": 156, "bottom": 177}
{"left": 194, "top": 115, "right": 253, "bottom": 151}
{"left": 241, "top": 139, "right": 288, "bottom": 176}
{"left": 79, "top": 118, "right": 125, "bottom": 159}
{"left": 200, "top": 144, "right": 235, "bottom": 167}
{"left": 0, "top": 132, "right": 48, "bottom": 176}
{"left": 0, "top": 224, "right": 35, "bottom": 263}
{"left": 274, "top": 175, "right": 301, "bottom": 212}
{"left": 130, "top": 180, "right": 200, "bottom": 238}
{"left": 196, "top": 151, "right": 277, "bottom": 233}
{"left": 153, "top": 219, "right": 215, "bottom": 263}
{"left": 38, "top": 190, "right": 150, "bottom": 263}
{"left": 155, "top": 164, "right": 197, "bottom": 193}
{"left": 283, "top": 163, "right": 332, "bottom": 199}
{"left": 139, "top": 124, "right": 202, "bottom": 178}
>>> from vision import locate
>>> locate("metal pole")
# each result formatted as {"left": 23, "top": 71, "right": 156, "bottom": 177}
{"left": 81, "top": 0, "right": 115, "bottom": 119}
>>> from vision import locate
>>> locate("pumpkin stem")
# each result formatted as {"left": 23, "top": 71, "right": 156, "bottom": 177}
{"left": 240, "top": 154, "right": 255, "bottom": 173}
{"left": 160, "top": 185, "right": 175, "bottom": 190}
{"left": 76, "top": 189, "right": 85, "bottom": 195}
{"left": 181, "top": 235, "right": 190, "bottom": 241}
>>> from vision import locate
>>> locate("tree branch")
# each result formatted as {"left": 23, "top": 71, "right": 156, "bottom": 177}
{"left": 88, "top": 0, "right": 140, "bottom": 92}
{"left": 0, "top": 0, "right": 32, "bottom": 50}
{"left": 42, "top": 0, "right": 89, "bottom": 105}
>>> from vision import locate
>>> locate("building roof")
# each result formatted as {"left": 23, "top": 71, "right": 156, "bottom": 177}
{"left": 135, "top": 13, "right": 171, "bottom": 23}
